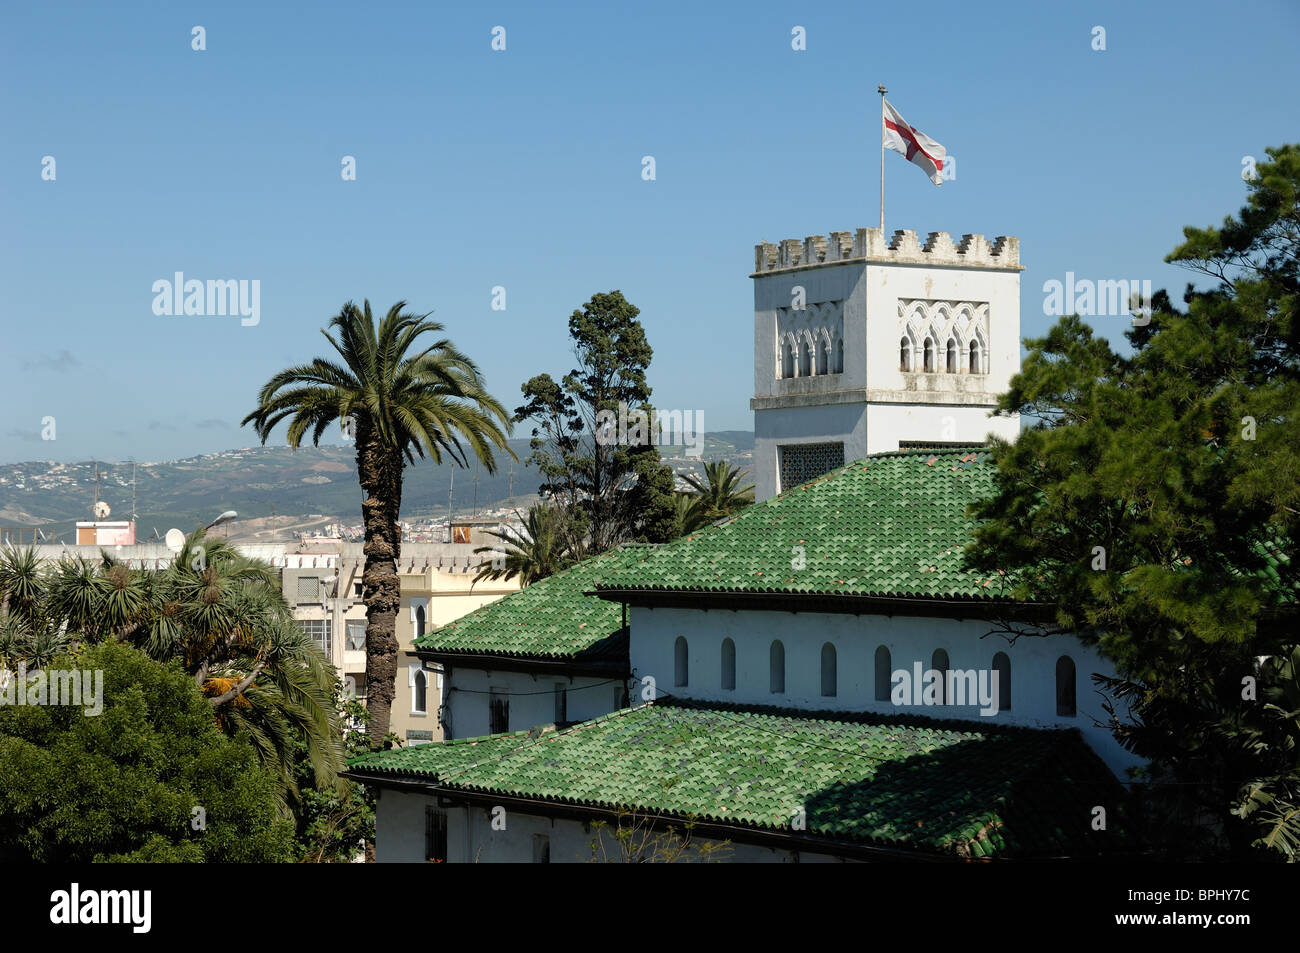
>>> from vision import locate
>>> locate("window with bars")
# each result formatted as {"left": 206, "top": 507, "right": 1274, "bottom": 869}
{"left": 296, "top": 575, "right": 321, "bottom": 602}
{"left": 425, "top": 807, "right": 447, "bottom": 863}
{"left": 300, "top": 619, "right": 331, "bottom": 657}
{"left": 346, "top": 620, "right": 366, "bottom": 651}
{"left": 778, "top": 442, "right": 844, "bottom": 492}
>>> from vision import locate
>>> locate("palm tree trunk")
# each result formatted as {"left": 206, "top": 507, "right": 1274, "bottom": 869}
{"left": 358, "top": 422, "right": 404, "bottom": 748}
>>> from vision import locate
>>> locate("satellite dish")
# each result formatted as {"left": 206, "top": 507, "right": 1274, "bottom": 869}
{"left": 164, "top": 528, "right": 185, "bottom": 552}
{"left": 93, "top": 500, "right": 111, "bottom": 519}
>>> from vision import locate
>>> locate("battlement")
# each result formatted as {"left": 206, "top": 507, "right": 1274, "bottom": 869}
{"left": 753, "top": 228, "right": 1021, "bottom": 274}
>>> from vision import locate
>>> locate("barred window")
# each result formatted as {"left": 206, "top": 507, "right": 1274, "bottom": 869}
{"left": 425, "top": 807, "right": 447, "bottom": 863}
{"left": 778, "top": 442, "right": 844, "bottom": 492}
{"left": 296, "top": 575, "right": 321, "bottom": 602}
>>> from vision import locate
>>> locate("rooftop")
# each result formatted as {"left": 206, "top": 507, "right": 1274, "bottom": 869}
{"left": 596, "top": 447, "right": 1014, "bottom": 606}
{"left": 348, "top": 699, "right": 1123, "bottom": 859}
{"left": 413, "top": 543, "right": 653, "bottom": 662}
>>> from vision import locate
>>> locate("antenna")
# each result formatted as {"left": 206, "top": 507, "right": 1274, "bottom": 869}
{"left": 131, "top": 460, "right": 137, "bottom": 522}
{"left": 92, "top": 460, "right": 100, "bottom": 520}
{"left": 507, "top": 458, "right": 514, "bottom": 502}
{"left": 447, "top": 466, "right": 454, "bottom": 542}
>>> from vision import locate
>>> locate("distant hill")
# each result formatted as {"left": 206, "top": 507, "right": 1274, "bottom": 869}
{"left": 0, "top": 433, "right": 754, "bottom": 543}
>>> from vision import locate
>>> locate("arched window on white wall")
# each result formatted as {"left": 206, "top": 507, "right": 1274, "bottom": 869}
{"left": 674, "top": 636, "right": 688, "bottom": 687}
{"left": 874, "top": 645, "right": 892, "bottom": 701}
{"left": 969, "top": 340, "right": 981, "bottom": 374}
{"left": 721, "top": 638, "right": 736, "bottom": 691}
{"left": 931, "top": 649, "right": 949, "bottom": 704}
{"left": 409, "top": 663, "right": 427, "bottom": 715}
{"left": 899, "top": 337, "right": 911, "bottom": 371}
{"left": 415, "top": 604, "right": 426, "bottom": 638}
{"left": 820, "top": 643, "right": 837, "bottom": 697}
{"left": 1056, "top": 656, "right": 1077, "bottom": 717}
{"left": 781, "top": 340, "right": 795, "bottom": 379}
{"left": 770, "top": 640, "right": 785, "bottom": 694}
{"left": 946, "top": 338, "right": 958, "bottom": 373}
{"left": 923, "top": 337, "right": 935, "bottom": 372}
{"left": 992, "top": 652, "right": 1011, "bottom": 711}
{"left": 798, "top": 338, "right": 812, "bottom": 377}
{"left": 820, "top": 339, "right": 831, "bottom": 375}
{"left": 835, "top": 338, "right": 844, "bottom": 373}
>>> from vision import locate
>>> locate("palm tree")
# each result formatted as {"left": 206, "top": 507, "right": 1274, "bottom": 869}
{"left": 3, "top": 532, "right": 342, "bottom": 809}
{"left": 681, "top": 460, "right": 755, "bottom": 526}
{"left": 473, "top": 504, "right": 575, "bottom": 587}
{"left": 242, "top": 300, "right": 512, "bottom": 746}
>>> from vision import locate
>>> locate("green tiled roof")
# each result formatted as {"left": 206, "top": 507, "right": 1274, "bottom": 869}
{"left": 413, "top": 544, "right": 650, "bottom": 661}
{"left": 348, "top": 700, "right": 1121, "bottom": 859}
{"left": 597, "top": 448, "right": 1013, "bottom": 603}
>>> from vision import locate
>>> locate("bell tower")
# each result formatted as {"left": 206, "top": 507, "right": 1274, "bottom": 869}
{"left": 750, "top": 227, "right": 1022, "bottom": 500}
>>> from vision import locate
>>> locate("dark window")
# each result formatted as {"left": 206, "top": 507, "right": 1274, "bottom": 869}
{"left": 415, "top": 604, "right": 426, "bottom": 638}
{"left": 674, "top": 636, "right": 689, "bottom": 687}
{"left": 969, "top": 342, "right": 980, "bottom": 374}
{"left": 820, "top": 643, "right": 837, "bottom": 697}
{"left": 721, "top": 638, "right": 736, "bottom": 691}
{"left": 425, "top": 807, "right": 447, "bottom": 863}
{"left": 1056, "top": 656, "right": 1077, "bottom": 717}
{"left": 770, "top": 640, "right": 785, "bottom": 694}
{"left": 992, "top": 652, "right": 1011, "bottom": 711}
{"left": 554, "top": 683, "right": 567, "bottom": 724}
{"left": 874, "top": 645, "right": 892, "bottom": 702}
{"left": 900, "top": 337, "right": 911, "bottom": 371}
{"left": 932, "top": 649, "right": 950, "bottom": 704}
{"left": 946, "top": 338, "right": 958, "bottom": 373}
{"left": 533, "top": 834, "right": 550, "bottom": 863}
{"left": 923, "top": 338, "right": 935, "bottom": 372}
{"left": 413, "top": 669, "right": 427, "bottom": 714}
{"left": 489, "top": 691, "right": 509, "bottom": 734}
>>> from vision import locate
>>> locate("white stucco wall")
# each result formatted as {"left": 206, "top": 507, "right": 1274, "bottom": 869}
{"left": 375, "top": 790, "right": 847, "bottom": 863}
{"left": 628, "top": 605, "right": 1141, "bottom": 778}
{"left": 441, "top": 667, "right": 627, "bottom": 740}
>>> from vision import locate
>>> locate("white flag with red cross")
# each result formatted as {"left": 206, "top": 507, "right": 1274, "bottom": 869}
{"left": 882, "top": 99, "right": 946, "bottom": 186}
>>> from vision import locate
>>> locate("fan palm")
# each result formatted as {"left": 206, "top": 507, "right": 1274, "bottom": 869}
{"left": 242, "top": 300, "right": 513, "bottom": 745}
{"left": 681, "top": 461, "right": 755, "bottom": 525}
{"left": 473, "top": 504, "right": 575, "bottom": 587}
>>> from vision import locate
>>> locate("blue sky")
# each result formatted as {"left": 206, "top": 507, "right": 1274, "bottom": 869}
{"left": 2, "top": 0, "right": 1296, "bottom": 464}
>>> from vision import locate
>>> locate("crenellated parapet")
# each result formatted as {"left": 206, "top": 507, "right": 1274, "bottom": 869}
{"left": 754, "top": 228, "right": 1021, "bottom": 274}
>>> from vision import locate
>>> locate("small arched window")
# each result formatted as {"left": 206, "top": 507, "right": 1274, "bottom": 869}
{"left": 931, "top": 649, "right": 950, "bottom": 704}
{"left": 674, "top": 636, "right": 688, "bottom": 687}
{"left": 874, "top": 645, "right": 892, "bottom": 702}
{"left": 946, "top": 339, "right": 958, "bottom": 373}
{"left": 820, "top": 340, "right": 831, "bottom": 375}
{"left": 899, "top": 337, "right": 911, "bottom": 372}
{"left": 413, "top": 669, "right": 427, "bottom": 715}
{"left": 415, "top": 604, "right": 426, "bottom": 639}
{"left": 992, "top": 652, "right": 1011, "bottom": 711}
{"left": 969, "top": 341, "right": 981, "bottom": 374}
{"left": 781, "top": 340, "right": 794, "bottom": 379}
{"left": 820, "top": 643, "right": 837, "bottom": 697}
{"left": 770, "top": 640, "right": 785, "bottom": 694}
{"left": 1056, "top": 656, "right": 1077, "bottom": 717}
{"left": 799, "top": 339, "right": 812, "bottom": 377}
{"left": 923, "top": 338, "right": 935, "bottom": 372}
{"left": 721, "top": 638, "right": 736, "bottom": 691}
{"left": 835, "top": 339, "right": 844, "bottom": 373}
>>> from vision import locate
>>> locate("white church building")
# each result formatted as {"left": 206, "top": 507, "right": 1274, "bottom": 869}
{"left": 347, "top": 227, "right": 1139, "bottom": 863}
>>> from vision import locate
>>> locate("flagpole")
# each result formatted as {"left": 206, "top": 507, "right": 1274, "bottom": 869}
{"left": 878, "top": 84, "right": 887, "bottom": 232}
